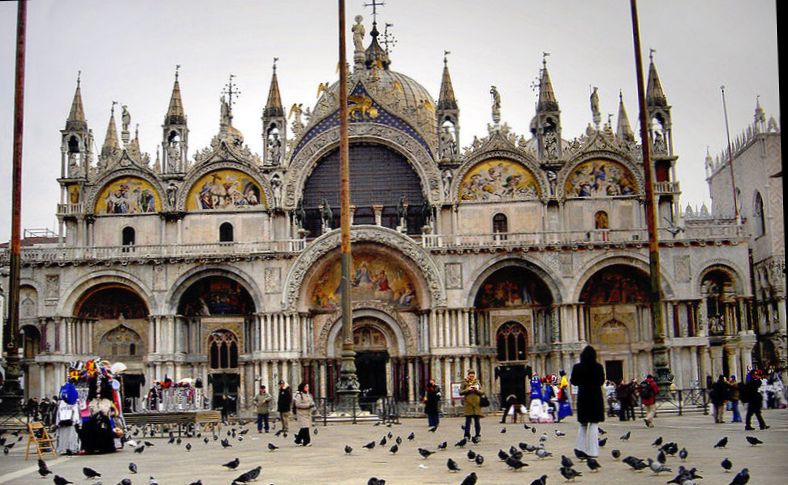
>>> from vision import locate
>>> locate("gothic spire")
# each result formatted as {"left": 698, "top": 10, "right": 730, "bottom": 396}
{"left": 616, "top": 90, "right": 635, "bottom": 141}
{"left": 165, "top": 66, "right": 186, "bottom": 125}
{"left": 646, "top": 49, "right": 668, "bottom": 107}
{"left": 264, "top": 58, "right": 284, "bottom": 118}
{"left": 66, "top": 73, "right": 87, "bottom": 131}
{"left": 537, "top": 55, "right": 559, "bottom": 113}
{"left": 437, "top": 52, "right": 457, "bottom": 111}
{"left": 101, "top": 103, "right": 119, "bottom": 158}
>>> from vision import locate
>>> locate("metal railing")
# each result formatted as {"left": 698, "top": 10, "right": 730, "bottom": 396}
{"left": 638, "top": 388, "right": 710, "bottom": 416}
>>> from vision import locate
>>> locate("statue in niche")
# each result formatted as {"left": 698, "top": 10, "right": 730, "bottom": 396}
{"left": 421, "top": 200, "right": 433, "bottom": 225}
{"left": 653, "top": 130, "right": 667, "bottom": 154}
{"left": 439, "top": 125, "right": 457, "bottom": 159}
{"left": 289, "top": 104, "right": 304, "bottom": 137}
{"left": 396, "top": 195, "right": 407, "bottom": 226}
{"left": 294, "top": 198, "right": 306, "bottom": 229}
{"left": 167, "top": 139, "right": 180, "bottom": 168}
{"left": 442, "top": 169, "right": 452, "bottom": 199}
{"left": 543, "top": 130, "right": 559, "bottom": 159}
{"left": 68, "top": 152, "right": 80, "bottom": 177}
{"left": 270, "top": 173, "right": 282, "bottom": 206}
{"left": 546, "top": 170, "right": 557, "bottom": 196}
{"left": 267, "top": 131, "right": 282, "bottom": 166}
{"left": 352, "top": 15, "right": 365, "bottom": 52}
{"left": 166, "top": 182, "right": 178, "bottom": 209}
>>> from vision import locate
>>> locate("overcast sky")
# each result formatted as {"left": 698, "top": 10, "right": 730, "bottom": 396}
{"left": 0, "top": 0, "right": 780, "bottom": 241}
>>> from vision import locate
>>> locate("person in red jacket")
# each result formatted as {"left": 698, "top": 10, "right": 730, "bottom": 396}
{"left": 640, "top": 374, "right": 660, "bottom": 428}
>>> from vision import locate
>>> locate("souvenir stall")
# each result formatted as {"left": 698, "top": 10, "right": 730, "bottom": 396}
{"left": 66, "top": 358, "right": 126, "bottom": 453}
{"left": 144, "top": 376, "right": 203, "bottom": 412}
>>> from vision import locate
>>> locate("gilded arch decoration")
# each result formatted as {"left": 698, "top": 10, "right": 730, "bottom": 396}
{"left": 178, "top": 162, "right": 271, "bottom": 211}
{"left": 452, "top": 150, "right": 546, "bottom": 203}
{"left": 86, "top": 169, "right": 165, "bottom": 215}
{"left": 282, "top": 123, "right": 443, "bottom": 208}
{"left": 283, "top": 226, "right": 445, "bottom": 311}
{"left": 557, "top": 151, "right": 643, "bottom": 200}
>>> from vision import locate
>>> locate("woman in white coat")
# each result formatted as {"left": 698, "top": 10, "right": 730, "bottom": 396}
{"left": 293, "top": 382, "right": 315, "bottom": 446}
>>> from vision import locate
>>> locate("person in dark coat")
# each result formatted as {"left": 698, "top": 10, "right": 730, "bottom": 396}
{"left": 422, "top": 378, "right": 442, "bottom": 428}
{"left": 710, "top": 375, "right": 730, "bottom": 423}
{"left": 277, "top": 380, "right": 293, "bottom": 436}
{"left": 744, "top": 376, "right": 769, "bottom": 430}
{"left": 570, "top": 345, "right": 605, "bottom": 457}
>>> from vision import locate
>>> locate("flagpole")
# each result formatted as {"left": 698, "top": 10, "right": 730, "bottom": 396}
{"left": 335, "top": 0, "right": 360, "bottom": 413}
{"left": 720, "top": 86, "right": 741, "bottom": 224}
{"left": 1, "top": 0, "right": 28, "bottom": 414}
{"left": 630, "top": 0, "right": 672, "bottom": 390}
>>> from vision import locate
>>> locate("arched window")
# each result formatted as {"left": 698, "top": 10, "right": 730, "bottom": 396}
{"left": 753, "top": 191, "right": 765, "bottom": 237}
{"left": 122, "top": 227, "right": 135, "bottom": 252}
{"left": 496, "top": 322, "right": 527, "bottom": 362}
{"left": 68, "top": 135, "right": 80, "bottom": 154}
{"left": 219, "top": 222, "right": 234, "bottom": 242}
{"left": 493, "top": 213, "right": 508, "bottom": 241}
{"left": 208, "top": 330, "right": 239, "bottom": 369}
{"left": 594, "top": 210, "right": 609, "bottom": 241}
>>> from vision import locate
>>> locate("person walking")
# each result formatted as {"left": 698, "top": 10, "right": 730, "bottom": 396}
{"left": 423, "top": 378, "right": 442, "bottom": 429}
{"left": 710, "top": 375, "right": 730, "bottom": 424}
{"left": 570, "top": 345, "right": 605, "bottom": 458}
{"left": 460, "top": 369, "right": 484, "bottom": 443}
{"left": 55, "top": 381, "right": 80, "bottom": 455}
{"left": 219, "top": 393, "right": 235, "bottom": 424}
{"left": 277, "top": 380, "right": 292, "bottom": 437}
{"left": 743, "top": 375, "right": 769, "bottom": 430}
{"left": 253, "top": 385, "right": 272, "bottom": 433}
{"left": 556, "top": 370, "right": 573, "bottom": 422}
{"left": 640, "top": 374, "right": 659, "bottom": 428}
{"left": 293, "top": 382, "right": 315, "bottom": 446}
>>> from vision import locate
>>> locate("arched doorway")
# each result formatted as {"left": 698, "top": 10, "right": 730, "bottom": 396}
{"left": 177, "top": 275, "right": 254, "bottom": 413}
{"left": 473, "top": 264, "right": 553, "bottom": 403}
{"left": 579, "top": 264, "right": 649, "bottom": 381}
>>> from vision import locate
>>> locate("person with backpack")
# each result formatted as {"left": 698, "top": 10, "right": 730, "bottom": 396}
{"left": 640, "top": 374, "right": 659, "bottom": 428}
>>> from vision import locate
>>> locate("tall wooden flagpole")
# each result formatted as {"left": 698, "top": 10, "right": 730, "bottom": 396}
{"left": 1, "top": 0, "right": 27, "bottom": 414}
{"left": 335, "top": 0, "right": 360, "bottom": 412}
{"left": 630, "top": 0, "right": 672, "bottom": 390}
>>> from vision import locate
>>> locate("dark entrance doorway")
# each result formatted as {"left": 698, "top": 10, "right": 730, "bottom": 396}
{"left": 605, "top": 360, "right": 624, "bottom": 383}
{"left": 210, "top": 373, "right": 240, "bottom": 414}
{"left": 356, "top": 351, "right": 388, "bottom": 411}
{"left": 498, "top": 364, "right": 527, "bottom": 407}
{"left": 120, "top": 374, "right": 145, "bottom": 413}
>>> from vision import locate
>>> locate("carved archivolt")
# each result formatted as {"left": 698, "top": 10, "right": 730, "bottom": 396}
{"left": 85, "top": 168, "right": 167, "bottom": 215}
{"left": 176, "top": 161, "right": 273, "bottom": 212}
{"left": 316, "top": 301, "right": 416, "bottom": 357}
{"left": 557, "top": 150, "right": 645, "bottom": 200}
{"left": 282, "top": 123, "right": 442, "bottom": 208}
{"left": 695, "top": 260, "right": 748, "bottom": 296}
{"left": 282, "top": 226, "right": 446, "bottom": 311}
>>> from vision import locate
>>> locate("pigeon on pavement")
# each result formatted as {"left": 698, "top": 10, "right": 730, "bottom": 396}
{"left": 222, "top": 457, "right": 240, "bottom": 470}
{"left": 729, "top": 468, "right": 750, "bottom": 485}
{"left": 459, "top": 472, "right": 477, "bottom": 485}
{"left": 714, "top": 436, "right": 728, "bottom": 448}
{"left": 745, "top": 436, "right": 763, "bottom": 446}
{"left": 38, "top": 459, "right": 53, "bottom": 477}
{"left": 129, "top": 462, "right": 137, "bottom": 474}
{"left": 560, "top": 466, "right": 582, "bottom": 481}
{"left": 721, "top": 458, "right": 733, "bottom": 472}
{"left": 418, "top": 448, "right": 434, "bottom": 459}
{"left": 53, "top": 476, "right": 73, "bottom": 485}
{"left": 447, "top": 458, "right": 461, "bottom": 472}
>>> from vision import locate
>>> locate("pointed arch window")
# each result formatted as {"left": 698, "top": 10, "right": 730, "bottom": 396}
{"left": 219, "top": 222, "right": 234, "bottom": 243}
{"left": 496, "top": 321, "right": 527, "bottom": 362}
{"left": 208, "top": 330, "right": 239, "bottom": 370}
{"left": 753, "top": 191, "right": 765, "bottom": 237}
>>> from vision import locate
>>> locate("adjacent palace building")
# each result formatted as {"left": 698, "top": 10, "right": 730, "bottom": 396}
{"left": 3, "top": 17, "right": 783, "bottom": 414}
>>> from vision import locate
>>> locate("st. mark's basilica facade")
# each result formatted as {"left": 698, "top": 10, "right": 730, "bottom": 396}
{"left": 5, "top": 16, "right": 782, "bottom": 414}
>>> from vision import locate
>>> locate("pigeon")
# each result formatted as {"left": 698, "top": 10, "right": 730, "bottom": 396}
{"left": 598, "top": 437, "right": 607, "bottom": 447}
{"left": 143, "top": 440, "right": 155, "bottom": 447}
{"left": 652, "top": 436, "right": 663, "bottom": 447}
{"left": 363, "top": 441, "right": 376, "bottom": 450}
{"left": 466, "top": 449, "right": 476, "bottom": 460}
{"left": 267, "top": 443, "right": 279, "bottom": 451}
{"left": 82, "top": 466, "right": 101, "bottom": 480}
{"left": 407, "top": 432, "right": 415, "bottom": 440}
{"left": 118, "top": 479, "right": 132, "bottom": 485}
{"left": 185, "top": 443, "right": 192, "bottom": 452}
{"left": 148, "top": 476, "right": 159, "bottom": 485}
{"left": 497, "top": 449, "right": 509, "bottom": 461}
{"left": 598, "top": 427, "right": 606, "bottom": 435}
{"left": 232, "top": 466, "right": 262, "bottom": 484}
{"left": 647, "top": 458, "right": 671, "bottom": 474}
{"left": 729, "top": 468, "right": 750, "bottom": 485}
{"left": 661, "top": 442, "right": 679, "bottom": 455}
{"left": 561, "top": 455, "right": 574, "bottom": 467}
{"left": 222, "top": 457, "right": 240, "bottom": 470}
{"left": 721, "top": 458, "right": 733, "bottom": 472}
{"left": 367, "top": 478, "right": 385, "bottom": 485}
{"left": 620, "top": 431, "right": 631, "bottom": 441}
{"left": 418, "top": 448, "right": 434, "bottom": 459}
{"left": 53, "top": 476, "right": 73, "bottom": 485}
{"left": 389, "top": 444, "right": 399, "bottom": 454}
{"left": 555, "top": 429, "right": 566, "bottom": 437}
{"left": 573, "top": 448, "right": 589, "bottom": 461}
{"left": 126, "top": 462, "right": 138, "bottom": 474}
{"left": 176, "top": 437, "right": 182, "bottom": 445}
{"left": 38, "top": 459, "right": 53, "bottom": 477}
{"left": 500, "top": 428, "right": 507, "bottom": 434}
{"left": 657, "top": 450, "right": 667, "bottom": 464}
{"left": 134, "top": 444, "right": 145, "bottom": 454}
{"left": 540, "top": 432, "right": 549, "bottom": 442}
{"left": 447, "top": 458, "right": 461, "bottom": 472}
{"left": 221, "top": 438, "right": 232, "bottom": 448}
{"left": 387, "top": 432, "right": 392, "bottom": 439}
{"left": 344, "top": 445, "right": 353, "bottom": 455}
{"left": 395, "top": 436, "right": 402, "bottom": 445}
{"left": 274, "top": 429, "right": 283, "bottom": 437}
{"left": 623, "top": 456, "right": 648, "bottom": 471}
{"left": 379, "top": 436, "right": 387, "bottom": 446}
{"left": 536, "top": 448, "right": 552, "bottom": 459}
{"left": 505, "top": 456, "right": 527, "bottom": 471}
{"left": 460, "top": 472, "right": 478, "bottom": 485}
{"left": 509, "top": 446, "right": 523, "bottom": 460}
{"left": 474, "top": 454, "right": 484, "bottom": 466}
{"left": 530, "top": 475, "right": 548, "bottom": 485}
{"left": 714, "top": 437, "right": 728, "bottom": 448}
{"left": 437, "top": 441, "right": 448, "bottom": 450}
{"left": 455, "top": 438, "right": 467, "bottom": 448}
{"left": 679, "top": 447, "right": 688, "bottom": 461}
{"left": 611, "top": 449, "right": 621, "bottom": 459}
{"left": 586, "top": 456, "right": 601, "bottom": 472}
{"left": 560, "top": 466, "right": 582, "bottom": 481}
{"left": 745, "top": 436, "right": 763, "bottom": 446}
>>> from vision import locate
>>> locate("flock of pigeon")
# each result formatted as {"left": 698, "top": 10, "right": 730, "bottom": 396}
{"left": 2, "top": 417, "right": 768, "bottom": 484}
